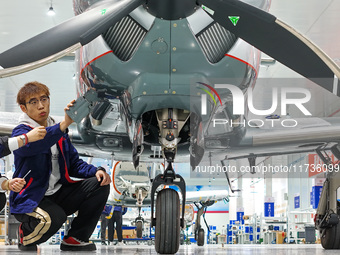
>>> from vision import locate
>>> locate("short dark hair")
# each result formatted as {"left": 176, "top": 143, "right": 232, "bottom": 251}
{"left": 17, "top": 81, "right": 50, "bottom": 105}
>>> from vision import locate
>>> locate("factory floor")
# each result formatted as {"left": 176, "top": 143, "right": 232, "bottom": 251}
{"left": 0, "top": 243, "right": 336, "bottom": 255}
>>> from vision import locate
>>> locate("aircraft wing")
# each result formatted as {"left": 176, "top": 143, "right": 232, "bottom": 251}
{"left": 203, "top": 116, "right": 340, "bottom": 161}
{"left": 0, "top": 112, "right": 22, "bottom": 136}
{"left": 2, "top": 112, "right": 340, "bottom": 161}
{"left": 108, "top": 188, "right": 229, "bottom": 207}
{"left": 185, "top": 189, "right": 229, "bottom": 204}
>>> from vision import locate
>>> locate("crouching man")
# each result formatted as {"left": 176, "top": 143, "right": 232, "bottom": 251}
{"left": 10, "top": 81, "right": 111, "bottom": 251}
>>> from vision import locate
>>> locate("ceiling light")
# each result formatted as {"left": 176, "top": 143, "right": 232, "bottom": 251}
{"left": 47, "top": 0, "right": 55, "bottom": 16}
{"left": 47, "top": 6, "right": 55, "bottom": 16}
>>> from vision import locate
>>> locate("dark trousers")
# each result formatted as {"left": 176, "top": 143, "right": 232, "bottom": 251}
{"left": 100, "top": 214, "right": 114, "bottom": 242}
{"left": 14, "top": 177, "right": 109, "bottom": 246}
{"left": 112, "top": 211, "right": 123, "bottom": 242}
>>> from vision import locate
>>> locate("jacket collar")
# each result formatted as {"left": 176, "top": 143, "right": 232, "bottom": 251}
{"left": 19, "top": 113, "right": 55, "bottom": 128}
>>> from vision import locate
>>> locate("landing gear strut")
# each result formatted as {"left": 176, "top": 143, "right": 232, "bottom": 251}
{"left": 194, "top": 201, "right": 215, "bottom": 246}
{"left": 151, "top": 150, "right": 186, "bottom": 254}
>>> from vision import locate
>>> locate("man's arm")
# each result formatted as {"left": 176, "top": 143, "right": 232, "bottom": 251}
{"left": 67, "top": 140, "right": 98, "bottom": 177}
{"left": 59, "top": 100, "right": 75, "bottom": 132}
{"left": 122, "top": 207, "right": 128, "bottom": 215}
{"left": 12, "top": 124, "right": 65, "bottom": 157}
{"left": 67, "top": 139, "right": 111, "bottom": 185}
{"left": 0, "top": 126, "right": 47, "bottom": 158}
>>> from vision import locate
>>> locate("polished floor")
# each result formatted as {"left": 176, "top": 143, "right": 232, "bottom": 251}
{"left": 0, "top": 244, "right": 338, "bottom": 255}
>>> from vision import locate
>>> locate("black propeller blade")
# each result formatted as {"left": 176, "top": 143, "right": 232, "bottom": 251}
{"left": 198, "top": 0, "right": 340, "bottom": 94}
{"left": 0, "top": 0, "right": 145, "bottom": 69}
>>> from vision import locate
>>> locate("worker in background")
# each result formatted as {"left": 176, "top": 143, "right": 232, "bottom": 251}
{"left": 100, "top": 204, "right": 113, "bottom": 245}
{"left": 112, "top": 205, "right": 128, "bottom": 245}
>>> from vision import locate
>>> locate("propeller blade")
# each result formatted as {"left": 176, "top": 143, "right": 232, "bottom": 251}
{"left": 0, "top": 0, "right": 145, "bottom": 69}
{"left": 0, "top": 44, "right": 80, "bottom": 78}
{"left": 198, "top": 0, "right": 340, "bottom": 95}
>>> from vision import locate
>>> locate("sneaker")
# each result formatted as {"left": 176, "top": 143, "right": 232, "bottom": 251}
{"left": 116, "top": 241, "right": 126, "bottom": 246}
{"left": 60, "top": 236, "right": 96, "bottom": 251}
{"left": 17, "top": 224, "right": 38, "bottom": 251}
{"left": 101, "top": 241, "right": 107, "bottom": 245}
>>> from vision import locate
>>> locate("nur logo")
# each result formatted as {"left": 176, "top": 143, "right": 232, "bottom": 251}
{"left": 197, "top": 82, "right": 222, "bottom": 115}
{"left": 198, "top": 82, "right": 312, "bottom": 116}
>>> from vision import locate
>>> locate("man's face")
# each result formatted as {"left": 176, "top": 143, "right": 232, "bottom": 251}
{"left": 20, "top": 92, "right": 50, "bottom": 126}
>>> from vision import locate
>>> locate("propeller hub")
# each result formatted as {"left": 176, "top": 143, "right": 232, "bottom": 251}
{"left": 144, "top": 0, "right": 198, "bottom": 20}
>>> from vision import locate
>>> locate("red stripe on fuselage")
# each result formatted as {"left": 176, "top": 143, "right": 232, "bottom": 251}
{"left": 80, "top": 50, "right": 113, "bottom": 77}
{"left": 225, "top": 54, "right": 258, "bottom": 77}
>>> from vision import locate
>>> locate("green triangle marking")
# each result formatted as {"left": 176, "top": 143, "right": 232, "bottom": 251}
{"left": 101, "top": 9, "right": 107, "bottom": 15}
{"left": 228, "top": 16, "right": 240, "bottom": 26}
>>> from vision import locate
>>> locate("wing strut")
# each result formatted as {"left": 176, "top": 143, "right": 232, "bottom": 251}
{"left": 221, "top": 160, "right": 240, "bottom": 193}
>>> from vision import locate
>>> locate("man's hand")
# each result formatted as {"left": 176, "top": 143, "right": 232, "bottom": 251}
{"left": 95, "top": 170, "right": 111, "bottom": 186}
{"left": 60, "top": 100, "right": 76, "bottom": 132}
{"left": 8, "top": 178, "right": 26, "bottom": 192}
{"left": 26, "top": 126, "right": 46, "bottom": 143}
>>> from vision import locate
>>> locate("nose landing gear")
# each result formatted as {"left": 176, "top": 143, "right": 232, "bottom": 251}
{"left": 135, "top": 207, "right": 144, "bottom": 239}
{"left": 150, "top": 150, "right": 186, "bottom": 254}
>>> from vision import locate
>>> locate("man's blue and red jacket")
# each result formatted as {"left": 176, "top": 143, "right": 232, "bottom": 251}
{"left": 10, "top": 123, "right": 98, "bottom": 214}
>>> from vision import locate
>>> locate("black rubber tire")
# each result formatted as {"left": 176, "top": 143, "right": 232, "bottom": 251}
{"left": 136, "top": 221, "right": 143, "bottom": 238}
{"left": 321, "top": 225, "right": 339, "bottom": 249}
{"left": 155, "top": 189, "right": 180, "bottom": 254}
{"left": 197, "top": 228, "right": 205, "bottom": 246}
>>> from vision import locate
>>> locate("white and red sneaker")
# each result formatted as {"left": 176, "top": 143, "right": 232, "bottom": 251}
{"left": 60, "top": 236, "right": 96, "bottom": 251}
